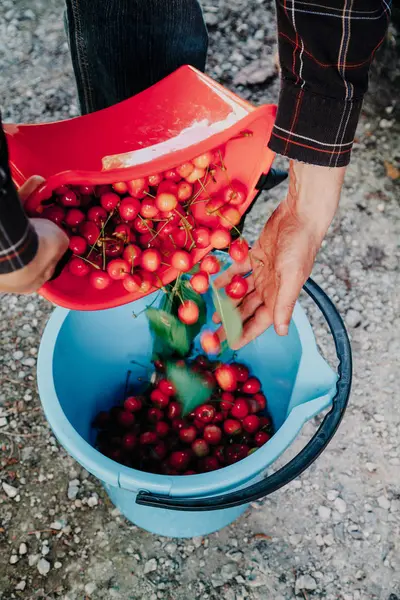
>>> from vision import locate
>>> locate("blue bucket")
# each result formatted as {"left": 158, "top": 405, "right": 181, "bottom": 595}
{"left": 37, "top": 276, "right": 351, "bottom": 538}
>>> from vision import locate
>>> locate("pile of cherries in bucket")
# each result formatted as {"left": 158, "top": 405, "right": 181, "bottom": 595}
{"left": 93, "top": 357, "right": 274, "bottom": 475}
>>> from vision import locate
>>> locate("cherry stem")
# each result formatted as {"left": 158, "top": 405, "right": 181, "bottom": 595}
{"left": 123, "top": 369, "right": 132, "bottom": 401}
{"left": 102, "top": 241, "right": 106, "bottom": 271}
{"left": 144, "top": 191, "right": 156, "bottom": 199}
{"left": 132, "top": 291, "right": 161, "bottom": 318}
{"left": 78, "top": 254, "right": 101, "bottom": 270}
{"left": 87, "top": 210, "right": 114, "bottom": 258}
{"left": 216, "top": 211, "right": 242, "bottom": 238}
{"left": 217, "top": 150, "right": 234, "bottom": 192}
{"left": 137, "top": 214, "right": 158, "bottom": 235}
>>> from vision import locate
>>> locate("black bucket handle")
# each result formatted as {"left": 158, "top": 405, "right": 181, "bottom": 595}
{"left": 135, "top": 277, "right": 352, "bottom": 511}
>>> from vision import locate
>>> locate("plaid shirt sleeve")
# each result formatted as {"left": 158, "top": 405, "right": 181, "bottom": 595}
{"left": 269, "top": 0, "right": 392, "bottom": 167}
{"left": 0, "top": 116, "right": 38, "bottom": 274}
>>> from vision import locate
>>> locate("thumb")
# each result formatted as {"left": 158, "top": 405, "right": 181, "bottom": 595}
{"left": 273, "top": 268, "right": 305, "bottom": 336}
{"left": 18, "top": 175, "right": 45, "bottom": 203}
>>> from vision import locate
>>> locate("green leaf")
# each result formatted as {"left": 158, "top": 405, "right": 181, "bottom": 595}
{"left": 166, "top": 361, "right": 214, "bottom": 415}
{"left": 146, "top": 308, "right": 190, "bottom": 358}
{"left": 210, "top": 280, "right": 243, "bottom": 348}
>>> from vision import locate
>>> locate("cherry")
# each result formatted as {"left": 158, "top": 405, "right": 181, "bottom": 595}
{"left": 133, "top": 216, "right": 153, "bottom": 234}
{"left": 109, "top": 448, "right": 123, "bottom": 462}
{"left": 113, "top": 223, "right": 134, "bottom": 243}
{"left": 190, "top": 271, "right": 209, "bottom": 294}
{"left": 186, "top": 167, "right": 205, "bottom": 183}
{"left": 112, "top": 181, "right": 128, "bottom": 194}
{"left": 151, "top": 389, "right": 169, "bottom": 409}
{"left": 147, "top": 173, "right": 163, "bottom": 187}
{"left": 247, "top": 398, "right": 259, "bottom": 414}
{"left": 156, "top": 192, "right": 178, "bottom": 212}
{"left": 254, "top": 431, "right": 271, "bottom": 447}
{"left": 226, "top": 275, "right": 248, "bottom": 300}
{"left": 95, "top": 185, "right": 112, "bottom": 197}
{"left": 117, "top": 410, "right": 135, "bottom": 428}
{"left": 119, "top": 197, "right": 141, "bottom": 221}
{"left": 127, "top": 178, "right": 148, "bottom": 198}
{"left": 242, "top": 377, "right": 261, "bottom": 395}
{"left": 155, "top": 421, "right": 169, "bottom": 438}
{"left": 138, "top": 270, "right": 154, "bottom": 293}
{"left": 105, "top": 239, "right": 124, "bottom": 258}
{"left": 223, "top": 181, "right": 247, "bottom": 206}
{"left": 167, "top": 401, "right": 181, "bottom": 420}
{"left": 219, "top": 206, "right": 241, "bottom": 228}
{"left": 213, "top": 445, "right": 225, "bottom": 464}
{"left": 123, "top": 244, "right": 142, "bottom": 266}
{"left": 202, "top": 370, "right": 216, "bottom": 390}
{"left": 42, "top": 205, "right": 65, "bottom": 225}
{"left": 193, "top": 152, "right": 212, "bottom": 169}
{"left": 223, "top": 419, "right": 242, "bottom": 436}
{"left": 170, "top": 228, "right": 190, "bottom": 249}
{"left": 176, "top": 162, "right": 194, "bottom": 178}
{"left": 158, "top": 379, "right": 176, "bottom": 396}
{"left": 178, "top": 300, "right": 199, "bottom": 325}
{"left": 172, "top": 418, "right": 186, "bottom": 432}
{"left": 79, "top": 221, "right": 100, "bottom": 245}
{"left": 69, "top": 235, "right": 87, "bottom": 255}
{"left": 54, "top": 185, "right": 69, "bottom": 196}
{"left": 231, "top": 398, "right": 249, "bottom": 419}
{"left": 192, "top": 227, "right": 210, "bottom": 248}
{"left": 122, "top": 273, "right": 142, "bottom": 293}
{"left": 87, "top": 206, "right": 108, "bottom": 227}
{"left": 220, "top": 391, "right": 235, "bottom": 411}
{"left": 201, "top": 456, "right": 219, "bottom": 472}
{"left": 140, "top": 198, "right": 159, "bottom": 219}
{"left": 254, "top": 393, "right": 267, "bottom": 411}
{"left": 107, "top": 259, "right": 129, "bottom": 280}
{"left": 100, "top": 192, "right": 120, "bottom": 212}
{"left": 203, "top": 424, "right": 222, "bottom": 445}
{"left": 243, "top": 415, "right": 261, "bottom": 434}
{"left": 179, "top": 425, "right": 197, "bottom": 444}
{"left": 232, "top": 363, "right": 249, "bottom": 383}
{"left": 195, "top": 354, "right": 210, "bottom": 369}
{"left": 151, "top": 440, "right": 167, "bottom": 461}
{"left": 140, "top": 431, "right": 158, "bottom": 445}
{"left": 229, "top": 238, "right": 249, "bottom": 263}
{"left": 93, "top": 411, "right": 110, "bottom": 428}
{"left": 205, "top": 197, "right": 225, "bottom": 216}
{"left": 89, "top": 270, "right": 112, "bottom": 290}
{"left": 141, "top": 248, "right": 161, "bottom": 272}
{"left": 200, "top": 255, "right": 220, "bottom": 275}
{"left": 195, "top": 404, "right": 215, "bottom": 423}
{"left": 177, "top": 181, "right": 193, "bottom": 202}
{"left": 157, "top": 180, "right": 178, "bottom": 195}
{"left": 200, "top": 331, "right": 221, "bottom": 355}
{"left": 258, "top": 416, "right": 272, "bottom": 429}
{"left": 215, "top": 365, "right": 238, "bottom": 392}
{"left": 124, "top": 396, "right": 143, "bottom": 412}
{"left": 63, "top": 208, "right": 84, "bottom": 228}
{"left": 192, "top": 438, "right": 209, "bottom": 457}
{"left": 59, "top": 190, "right": 80, "bottom": 208}
{"left": 147, "top": 407, "right": 164, "bottom": 423}
{"left": 171, "top": 250, "right": 192, "bottom": 272}
{"left": 69, "top": 257, "right": 90, "bottom": 277}
{"left": 122, "top": 433, "right": 137, "bottom": 450}
{"left": 169, "top": 450, "right": 191, "bottom": 471}
{"left": 210, "top": 228, "right": 231, "bottom": 250}
{"left": 193, "top": 418, "right": 205, "bottom": 432}
{"left": 183, "top": 470, "right": 196, "bottom": 476}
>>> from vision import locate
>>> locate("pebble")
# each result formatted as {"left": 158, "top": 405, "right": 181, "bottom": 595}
{"left": 334, "top": 497, "right": 347, "bottom": 514}
{"left": 85, "top": 582, "right": 97, "bottom": 595}
{"left": 19, "top": 543, "right": 27, "bottom": 555}
{"left": 22, "top": 357, "right": 36, "bottom": 367}
{"left": 37, "top": 558, "right": 51, "bottom": 575}
{"left": 2, "top": 482, "right": 18, "bottom": 498}
{"left": 12, "top": 350, "right": 23, "bottom": 360}
{"left": 50, "top": 519, "right": 65, "bottom": 530}
{"left": 67, "top": 479, "right": 80, "bottom": 500}
{"left": 366, "top": 462, "right": 377, "bottom": 472}
{"left": 15, "top": 581, "right": 26, "bottom": 591}
{"left": 221, "top": 563, "right": 239, "bottom": 581}
{"left": 318, "top": 506, "right": 331, "bottom": 521}
{"left": 327, "top": 490, "right": 339, "bottom": 501}
{"left": 377, "top": 495, "right": 391, "bottom": 510}
{"left": 87, "top": 494, "right": 98, "bottom": 507}
{"left": 144, "top": 558, "right": 157, "bottom": 574}
{"left": 165, "top": 542, "right": 177, "bottom": 555}
{"left": 54, "top": 561, "right": 62, "bottom": 569}
{"left": 234, "top": 58, "right": 276, "bottom": 86}
{"left": 0, "top": 417, "right": 8, "bottom": 427}
{"left": 295, "top": 575, "right": 317, "bottom": 592}
{"left": 345, "top": 309, "right": 362, "bottom": 328}
{"left": 28, "top": 554, "right": 39, "bottom": 567}
{"left": 10, "top": 554, "right": 19, "bottom": 564}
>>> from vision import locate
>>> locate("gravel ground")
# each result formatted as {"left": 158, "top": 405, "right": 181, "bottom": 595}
{"left": 1, "top": 1, "right": 399, "bottom": 599}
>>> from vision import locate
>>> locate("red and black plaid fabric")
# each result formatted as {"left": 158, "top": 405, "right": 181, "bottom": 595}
{"left": 0, "top": 0, "right": 392, "bottom": 274}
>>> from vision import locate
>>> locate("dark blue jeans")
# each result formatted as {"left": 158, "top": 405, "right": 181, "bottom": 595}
{"left": 65, "top": 0, "right": 208, "bottom": 114}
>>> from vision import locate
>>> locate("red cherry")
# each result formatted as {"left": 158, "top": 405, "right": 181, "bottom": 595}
{"left": 155, "top": 421, "right": 169, "bottom": 438}
{"left": 95, "top": 185, "right": 112, "bottom": 197}
{"left": 229, "top": 238, "right": 249, "bottom": 263}
{"left": 232, "top": 363, "right": 249, "bottom": 383}
{"left": 213, "top": 445, "right": 225, "bottom": 464}
{"left": 42, "top": 205, "right": 65, "bottom": 225}
{"left": 223, "top": 419, "right": 242, "bottom": 436}
{"left": 109, "top": 448, "right": 123, "bottom": 462}
{"left": 140, "top": 431, "right": 158, "bottom": 445}
{"left": 133, "top": 217, "right": 153, "bottom": 234}
{"left": 169, "top": 450, "right": 191, "bottom": 471}
{"left": 179, "top": 425, "right": 197, "bottom": 444}
{"left": 89, "top": 270, "right": 112, "bottom": 290}
{"left": 158, "top": 379, "right": 176, "bottom": 396}
{"left": 157, "top": 180, "right": 178, "bottom": 196}
{"left": 171, "top": 250, "right": 192, "bottom": 272}
{"left": 258, "top": 416, "right": 272, "bottom": 429}
{"left": 247, "top": 398, "right": 259, "bottom": 414}
{"left": 193, "top": 418, "right": 205, "bottom": 432}
{"left": 87, "top": 205, "right": 108, "bottom": 227}
{"left": 190, "top": 271, "right": 209, "bottom": 294}
{"left": 141, "top": 248, "right": 161, "bottom": 272}
{"left": 172, "top": 417, "right": 186, "bottom": 432}
{"left": 69, "top": 257, "right": 90, "bottom": 277}
{"left": 223, "top": 181, "right": 247, "bottom": 206}
{"left": 242, "top": 377, "right": 261, "bottom": 395}
{"left": 200, "top": 331, "right": 221, "bottom": 355}
{"left": 112, "top": 181, "right": 128, "bottom": 194}
{"left": 195, "top": 355, "right": 210, "bottom": 369}
{"left": 219, "top": 206, "right": 241, "bottom": 229}
{"left": 195, "top": 404, "right": 215, "bottom": 423}
{"left": 151, "top": 441, "right": 167, "bottom": 460}
{"left": 123, "top": 244, "right": 142, "bottom": 266}
{"left": 117, "top": 410, "right": 135, "bottom": 428}
{"left": 123, "top": 274, "right": 142, "bottom": 293}
{"left": 138, "top": 270, "right": 154, "bottom": 293}
{"left": 147, "top": 407, "right": 164, "bottom": 423}
{"left": 167, "top": 401, "right": 181, "bottom": 420}
{"left": 202, "top": 370, "right": 216, "bottom": 391}
{"left": 203, "top": 424, "right": 222, "bottom": 445}
{"left": 64, "top": 208, "right": 85, "bottom": 228}
{"left": 200, "top": 255, "right": 220, "bottom": 275}
{"left": 220, "top": 391, "right": 235, "bottom": 411}
{"left": 107, "top": 259, "right": 129, "bottom": 280}
{"left": 192, "top": 227, "right": 210, "bottom": 249}
{"left": 119, "top": 197, "right": 141, "bottom": 221}
{"left": 177, "top": 181, "right": 193, "bottom": 202}
{"left": 105, "top": 239, "right": 124, "bottom": 258}
{"left": 147, "top": 173, "right": 163, "bottom": 187}
{"left": 122, "top": 433, "right": 137, "bottom": 450}
{"left": 124, "top": 396, "right": 143, "bottom": 412}
{"left": 140, "top": 198, "right": 159, "bottom": 219}
{"left": 156, "top": 192, "right": 178, "bottom": 213}
{"left": 183, "top": 470, "right": 197, "bottom": 476}
{"left": 126, "top": 178, "right": 148, "bottom": 198}
{"left": 215, "top": 365, "right": 238, "bottom": 392}
{"left": 178, "top": 300, "right": 199, "bottom": 325}
{"left": 201, "top": 456, "right": 219, "bottom": 472}
{"left": 185, "top": 167, "right": 205, "bottom": 183}
{"left": 176, "top": 162, "right": 194, "bottom": 178}
{"left": 192, "top": 438, "right": 209, "bottom": 457}
{"left": 69, "top": 235, "right": 87, "bottom": 255}
{"left": 226, "top": 275, "right": 248, "bottom": 300}
{"left": 59, "top": 190, "right": 80, "bottom": 207}
{"left": 193, "top": 152, "right": 212, "bottom": 169}
{"left": 100, "top": 192, "right": 120, "bottom": 212}
{"left": 254, "top": 392, "right": 267, "bottom": 411}
{"left": 243, "top": 415, "right": 261, "bottom": 434}
{"left": 205, "top": 197, "right": 225, "bottom": 216}
{"left": 113, "top": 223, "right": 134, "bottom": 243}
{"left": 254, "top": 431, "right": 271, "bottom": 447}
{"left": 210, "top": 228, "right": 231, "bottom": 250}
{"left": 231, "top": 398, "right": 249, "bottom": 419}
{"left": 164, "top": 168, "right": 181, "bottom": 182}
{"left": 54, "top": 185, "right": 69, "bottom": 196}
{"left": 79, "top": 221, "right": 100, "bottom": 245}
{"left": 151, "top": 389, "right": 169, "bottom": 409}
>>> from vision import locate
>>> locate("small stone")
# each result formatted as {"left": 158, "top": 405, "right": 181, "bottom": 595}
{"left": 165, "top": 542, "right": 177, "bottom": 555}
{"left": 22, "top": 357, "right": 36, "bottom": 367}
{"left": 318, "top": 506, "right": 331, "bottom": 521}
{"left": 19, "top": 543, "right": 28, "bottom": 555}
{"left": 345, "top": 309, "right": 362, "bottom": 328}
{"left": 67, "top": 479, "right": 80, "bottom": 500}
{"left": 2, "top": 482, "right": 18, "bottom": 498}
{"left": 10, "top": 555, "right": 19, "bottom": 564}
{"left": 50, "top": 519, "right": 65, "bottom": 530}
{"left": 366, "top": 462, "right": 377, "bottom": 472}
{"left": 374, "top": 414, "right": 384, "bottom": 422}
{"left": 85, "top": 582, "right": 97, "bottom": 595}
{"left": 13, "top": 350, "right": 24, "bottom": 360}
{"left": 221, "top": 563, "right": 238, "bottom": 581}
{"left": 144, "top": 558, "right": 157, "bottom": 574}
{"left": 295, "top": 575, "right": 317, "bottom": 592}
{"left": 377, "top": 495, "right": 391, "bottom": 510}
{"left": 41, "top": 544, "right": 50, "bottom": 556}
{"left": 15, "top": 581, "right": 26, "bottom": 591}
{"left": 334, "top": 497, "right": 347, "bottom": 513}
{"left": 54, "top": 561, "right": 62, "bottom": 569}
{"left": 234, "top": 57, "right": 276, "bottom": 86}
{"left": 87, "top": 494, "right": 98, "bottom": 507}
{"left": 327, "top": 489, "right": 339, "bottom": 501}
{"left": 0, "top": 417, "right": 7, "bottom": 427}
{"left": 204, "top": 12, "right": 219, "bottom": 27}
{"left": 28, "top": 554, "right": 40, "bottom": 567}
{"left": 193, "top": 536, "right": 203, "bottom": 548}
{"left": 379, "top": 118, "right": 393, "bottom": 129}
{"left": 37, "top": 558, "right": 51, "bottom": 576}
{"left": 355, "top": 570, "right": 365, "bottom": 580}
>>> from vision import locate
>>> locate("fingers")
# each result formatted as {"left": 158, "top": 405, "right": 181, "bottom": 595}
{"left": 231, "top": 305, "right": 273, "bottom": 350}
{"left": 18, "top": 176, "right": 45, "bottom": 203}
{"left": 273, "top": 267, "right": 306, "bottom": 336}
{"left": 214, "top": 256, "right": 251, "bottom": 289}
{"left": 212, "top": 274, "right": 256, "bottom": 323}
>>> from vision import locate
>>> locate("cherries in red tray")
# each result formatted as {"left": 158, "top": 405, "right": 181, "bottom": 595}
{"left": 93, "top": 357, "right": 274, "bottom": 475}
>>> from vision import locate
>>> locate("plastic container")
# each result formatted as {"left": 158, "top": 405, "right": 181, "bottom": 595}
{"left": 37, "top": 268, "right": 352, "bottom": 538}
{"left": 5, "top": 65, "right": 276, "bottom": 311}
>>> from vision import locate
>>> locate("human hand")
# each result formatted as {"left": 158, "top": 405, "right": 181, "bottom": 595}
{"left": 214, "top": 161, "right": 345, "bottom": 348}
{"left": 0, "top": 176, "right": 69, "bottom": 294}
